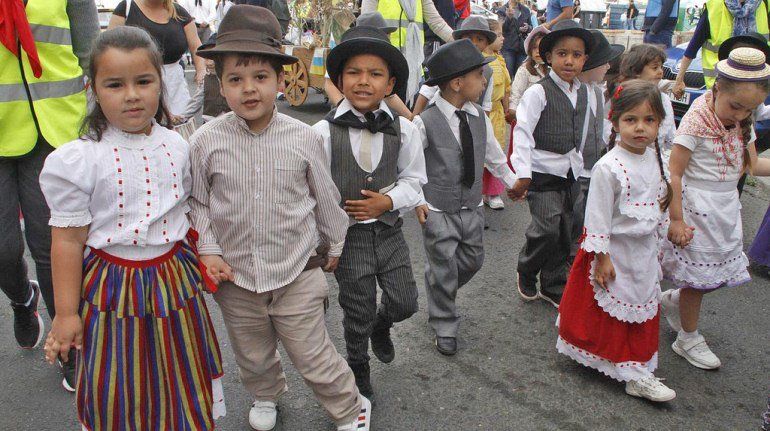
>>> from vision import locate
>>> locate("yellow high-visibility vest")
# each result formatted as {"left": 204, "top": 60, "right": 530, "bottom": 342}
{"left": 702, "top": 0, "right": 769, "bottom": 88}
{"left": 377, "top": 0, "right": 424, "bottom": 49}
{"left": 0, "top": 0, "right": 87, "bottom": 157}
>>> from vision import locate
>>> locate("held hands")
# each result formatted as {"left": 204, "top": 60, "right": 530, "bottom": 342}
{"left": 594, "top": 253, "right": 616, "bottom": 290}
{"left": 199, "top": 255, "right": 234, "bottom": 288}
{"left": 505, "top": 110, "right": 516, "bottom": 124}
{"left": 323, "top": 256, "right": 340, "bottom": 272}
{"left": 415, "top": 204, "right": 429, "bottom": 225}
{"left": 668, "top": 220, "right": 696, "bottom": 248}
{"left": 195, "top": 70, "right": 206, "bottom": 86}
{"left": 345, "top": 190, "right": 393, "bottom": 221}
{"left": 507, "top": 178, "right": 531, "bottom": 201}
{"left": 672, "top": 80, "right": 686, "bottom": 99}
{"left": 44, "top": 314, "right": 83, "bottom": 365}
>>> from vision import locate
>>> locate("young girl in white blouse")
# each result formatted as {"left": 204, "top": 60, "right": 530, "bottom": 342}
{"left": 40, "top": 27, "right": 225, "bottom": 431}
{"left": 557, "top": 80, "right": 677, "bottom": 402}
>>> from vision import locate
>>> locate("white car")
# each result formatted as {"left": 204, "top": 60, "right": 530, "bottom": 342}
{"left": 471, "top": 4, "right": 499, "bottom": 19}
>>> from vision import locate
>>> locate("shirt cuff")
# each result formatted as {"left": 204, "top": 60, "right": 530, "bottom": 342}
{"left": 514, "top": 165, "right": 532, "bottom": 179}
{"left": 500, "top": 170, "right": 517, "bottom": 189}
{"left": 328, "top": 241, "right": 344, "bottom": 258}
{"left": 582, "top": 233, "right": 610, "bottom": 254}
{"left": 49, "top": 211, "right": 92, "bottom": 228}
{"left": 198, "top": 243, "right": 224, "bottom": 256}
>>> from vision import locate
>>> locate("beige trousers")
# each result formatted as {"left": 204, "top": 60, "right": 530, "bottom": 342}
{"left": 213, "top": 268, "right": 361, "bottom": 424}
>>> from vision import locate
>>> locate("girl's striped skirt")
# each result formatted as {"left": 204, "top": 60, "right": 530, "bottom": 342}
{"left": 77, "top": 240, "right": 225, "bottom": 431}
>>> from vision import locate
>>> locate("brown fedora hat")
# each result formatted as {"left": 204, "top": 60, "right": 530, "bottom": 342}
{"left": 196, "top": 5, "right": 297, "bottom": 64}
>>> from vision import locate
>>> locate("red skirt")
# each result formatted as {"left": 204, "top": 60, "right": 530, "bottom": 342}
{"left": 557, "top": 248, "right": 660, "bottom": 382}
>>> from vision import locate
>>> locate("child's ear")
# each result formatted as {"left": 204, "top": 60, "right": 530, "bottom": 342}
{"left": 545, "top": 51, "right": 552, "bottom": 64}
{"left": 386, "top": 76, "right": 396, "bottom": 96}
{"left": 277, "top": 71, "right": 286, "bottom": 93}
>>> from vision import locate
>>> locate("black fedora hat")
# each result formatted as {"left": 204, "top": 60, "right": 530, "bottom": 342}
{"left": 583, "top": 30, "right": 624, "bottom": 71}
{"left": 326, "top": 26, "right": 409, "bottom": 100}
{"left": 196, "top": 5, "right": 297, "bottom": 64}
{"left": 539, "top": 20, "right": 593, "bottom": 65}
{"left": 718, "top": 32, "right": 770, "bottom": 63}
{"left": 423, "top": 39, "right": 494, "bottom": 86}
{"left": 452, "top": 15, "right": 497, "bottom": 44}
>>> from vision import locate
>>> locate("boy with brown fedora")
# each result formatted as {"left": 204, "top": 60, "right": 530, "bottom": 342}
{"left": 413, "top": 39, "right": 516, "bottom": 356}
{"left": 312, "top": 24, "right": 426, "bottom": 400}
{"left": 189, "top": 5, "right": 371, "bottom": 431}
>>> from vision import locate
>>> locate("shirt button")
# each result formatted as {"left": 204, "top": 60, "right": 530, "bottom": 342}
{"left": 255, "top": 193, "right": 261, "bottom": 199}
{"left": 366, "top": 176, "right": 374, "bottom": 183}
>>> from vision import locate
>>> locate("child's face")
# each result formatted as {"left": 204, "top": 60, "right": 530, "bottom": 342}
{"left": 93, "top": 47, "right": 161, "bottom": 135}
{"left": 339, "top": 53, "right": 396, "bottom": 113}
{"left": 579, "top": 62, "right": 610, "bottom": 83}
{"left": 451, "top": 66, "right": 487, "bottom": 103}
{"left": 490, "top": 28, "right": 504, "bottom": 52}
{"left": 713, "top": 81, "right": 768, "bottom": 127}
{"left": 637, "top": 59, "right": 664, "bottom": 84}
{"left": 545, "top": 37, "right": 587, "bottom": 83}
{"left": 614, "top": 100, "right": 660, "bottom": 153}
{"left": 463, "top": 33, "right": 491, "bottom": 53}
{"left": 531, "top": 37, "right": 543, "bottom": 64}
{"left": 218, "top": 54, "right": 284, "bottom": 131}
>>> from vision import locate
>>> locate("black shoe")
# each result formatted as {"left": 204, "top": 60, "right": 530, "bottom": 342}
{"left": 11, "top": 281, "right": 44, "bottom": 349}
{"left": 434, "top": 336, "right": 457, "bottom": 356}
{"left": 59, "top": 349, "right": 78, "bottom": 393}
{"left": 516, "top": 272, "right": 538, "bottom": 302}
{"left": 349, "top": 362, "right": 373, "bottom": 399}
{"left": 539, "top": 290, "right": 562, "bottom": 308}
{"left": 370, "top": 322, "right": 395, "bottom": 364}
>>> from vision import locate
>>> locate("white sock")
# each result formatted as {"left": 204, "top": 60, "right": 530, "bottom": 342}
{"left": 678, "top": 329, "right": 699, "bottom": 341}
{"left": 670, "top": 288, "right": 681, "bottom": 304}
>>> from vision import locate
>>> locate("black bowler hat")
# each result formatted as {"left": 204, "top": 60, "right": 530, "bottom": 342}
{"left": 718, "top": 32, "right": 770, "bottom": 64}
{"left": 423, "top": 39, "right": 494, "bottom": 86}
{"left": 539, "top": 20, "right": 594, "bottom": 65}
{"left": 583, "top": 30, "right": 624, "bottom": 71}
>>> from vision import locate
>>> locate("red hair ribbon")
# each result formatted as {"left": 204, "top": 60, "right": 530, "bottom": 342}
{"left": 607, "top": 109, "right": 614, "bottom": 120}
{"left": 613, "top": 85, "right": 624, "bottom": 100}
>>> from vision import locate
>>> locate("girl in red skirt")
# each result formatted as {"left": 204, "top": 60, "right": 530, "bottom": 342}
{"left": 557, "top": 80, "right": 678, "bottom": 402}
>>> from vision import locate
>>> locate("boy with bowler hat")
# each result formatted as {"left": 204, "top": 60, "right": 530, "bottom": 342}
{"left": 413, "top": 39, "right": 517, "bottom": 356}
{"left": 313, "top": 25, "right": 426, "bottom": 399}
{"left": 190, "top": 6, "right": 371, "bottom": 431}
{"left": 509, "top": 19, "right": 593, "bottom": 308}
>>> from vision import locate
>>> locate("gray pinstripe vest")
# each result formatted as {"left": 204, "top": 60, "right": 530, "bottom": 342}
{"left": 532, "top": 75, "right": 588, "bottom": 155}
{"left": 582, "top": 85, "right": 605, "bottom": 173}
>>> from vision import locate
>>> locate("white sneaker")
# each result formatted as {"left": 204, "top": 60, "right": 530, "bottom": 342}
{"left": 488, "top": 195, "right": 505, "bottom": 210}
{"left": 672, "top": 334, "right": 721, "bottom": 370}
{"left": 625, "top": 375, "right": 676, "bottom": 402}
{"left": 660, "top": 289, "right": 682, "bottom": 332}
{"left": 249, "top": 400, "right": 277, "bottom": 431}
{"left": 337, "top": 395, "right": 371, "bottom": 431}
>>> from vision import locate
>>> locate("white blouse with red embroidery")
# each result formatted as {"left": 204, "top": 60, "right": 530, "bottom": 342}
{"left": 40, "top": 121, "right": 192, "bottom": 260}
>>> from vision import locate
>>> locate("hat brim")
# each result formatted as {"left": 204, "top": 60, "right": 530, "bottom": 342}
{"left": 715, "top": 59, "right": 770, "bottom": 81}
{"left": 423, "top": 56, "right": 495, "bottom": 86}
{"left": 382, "top": 25, "right": 398, "bottom": 34}
{"left": 326, "top": 37, "right": 409, "bottom": 101}
{"left": 583, "top": 44, "right": 624, "bottom": 71}
{"left": 718, "top": 35, "right": 770, "bottom": 63}
{"left": 452, "top": 28, "right": 498, "bottom": 44}
{"left": 539, "top": 27, "right": 594, "bottom": 66}
{"left": 196, "top": 42, "right": 299, "bottom": 65}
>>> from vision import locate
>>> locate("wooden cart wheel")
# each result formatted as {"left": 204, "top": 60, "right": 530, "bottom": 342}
{"left": 284, "top": 59, "right": 309, "bottom": 106}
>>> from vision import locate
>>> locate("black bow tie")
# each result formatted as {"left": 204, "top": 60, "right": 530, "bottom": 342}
{"left": 326, "top": 109, "right": 398, "bottom": 136}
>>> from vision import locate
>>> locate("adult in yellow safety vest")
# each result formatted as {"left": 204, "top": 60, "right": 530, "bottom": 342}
{"left": 672, "top": 0, "right": 770, "bottom": 97}
{"left": 0, "top": 0, "right": 98, "bottom": 391}
{"left": 361, "top": 0, "right": 455, "bottom": 102}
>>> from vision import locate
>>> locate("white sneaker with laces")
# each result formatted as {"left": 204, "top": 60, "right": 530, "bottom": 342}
{"left": 625, "top": 375, "right": 676, "bottom": 402}
{"left": 249, "top": 400, "right": 277, "bottom": 431}
{"left": 337, "top": 395, "right": 371, "bottom": 431}
{"left": 660, "top": 289, "right": 682, "bottom": 332}
{"left": 488, "top": 195, "right": 505, "bottom": 210}
{"left": 672, "top": 334, "right": 721, "bottom": 369}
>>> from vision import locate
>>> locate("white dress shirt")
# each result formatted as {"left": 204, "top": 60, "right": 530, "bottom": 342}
{"left": 413, "top": 91, "right": 516, "bottom": 211}
{"left": 178, "top": 0, "right": 216, "bottom": 26}
{"left": 313, "top": 99, "right": 427, "bottom": 223}
{"left": 511, "top": 70, "right": 591, "bottom": 180}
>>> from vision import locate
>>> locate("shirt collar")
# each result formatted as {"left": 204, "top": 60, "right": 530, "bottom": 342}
{"left": 334, "top": 98, "right": 393, "bottom": 120}
{"left": 434, "top": 90, "right": 478, "bottom": 121}
{"left": 103, "top": 119, "right": 162, "bottom": 149}
{"left": 549, "top": 70, "right": 582, "bottom": 93}
{"left": 232, "top": 106, "right": 280, "bottom": 136}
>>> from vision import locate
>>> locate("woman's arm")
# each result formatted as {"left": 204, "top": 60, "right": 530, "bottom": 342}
{"left": 108, "top": 14, "right": 126, "bottom": 29}
{"left": 748, "top": 141, "right": 770, "bottom": 176}
{"left": 184, "top": 22, "right": 206, "bottom": 85}
{"left": 422, "top": 0, "right": 454, "bottom": 42}
{"left": 66, "top": 0, "right": 100, "bottom": 70}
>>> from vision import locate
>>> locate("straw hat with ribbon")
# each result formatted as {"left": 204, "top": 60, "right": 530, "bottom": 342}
{"left": 715, "top": 47, "right": 770, "bottom": 82}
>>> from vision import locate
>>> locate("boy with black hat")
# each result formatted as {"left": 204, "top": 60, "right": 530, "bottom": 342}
{"left": 413, "top": 39, "right": 516, "bottom": 356}
{"left": 190, "top": 6, "right": 370, "bottom": 431}
{"left": 509, "top": 19, "right": 593, "bottom": 308}
{"left": 312, "top": 25, "right": 426, "bottom": 399}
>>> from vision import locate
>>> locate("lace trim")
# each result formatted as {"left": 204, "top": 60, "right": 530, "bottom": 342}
{"left": 556, "top": 336, "right": 657, "bottom": 382}
{"left": 49, "top": 211, "right": 92, "bottom": 228}
{"left": 661, "top": 247, "right": 750, "bottom": 290}
{"left": 582, "top": 233, "right": 610, "bottom": 253}
{"left": 589, "top": 257, "right": 659, "bottom": 323}
{"left": 608, "top": 156, "right": 663, "bottom": 221}
{"left": 212, "top": 377, "right": 227, "bottom": 420}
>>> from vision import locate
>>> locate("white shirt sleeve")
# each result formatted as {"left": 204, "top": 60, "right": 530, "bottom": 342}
{"left": 419, "top": 84, "right": 439, "bottom": 101}
{"left": 673, "top": 134, "right": 700, "bottom": 152}
{"left": 581, "top": 161, "right": 616, "bottom": 254}
{"left": 483, "top": 114, "right": 516, "bottom": 188}
{"left": 39, "top": 141, "right": 94, "bottom": 228}
{"left": 311, "top": 120, "right": 333, "bottom": 171}
{"left": 511, "top": 84, "right": 546, "bottom": 179}
{"left": 386, "top": 119, "right": 428, "bottom": 212}
{"left": 482, "top": 74, "right": 494, "bottom": 112}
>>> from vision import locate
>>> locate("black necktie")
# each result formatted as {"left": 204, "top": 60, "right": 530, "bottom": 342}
{"left": 326, "top": 110, "right": 398, "bottom": 136}
{"left": 456, "top": 110, "right": 475, "bottom": 188}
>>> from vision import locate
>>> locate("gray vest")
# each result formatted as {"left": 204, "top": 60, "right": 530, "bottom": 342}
{"left": 532, "top": 75, "right": 588, "bottom": 155}
{"left": 421, "top": 103, "right": 487, "bottom": 213}
{"left": 582, "top": 86, "right": 605, "bottom": 172}
{"left": 478, "top": 64, "right": 494, "bottom": 107}
{"left": 328, "top": 113, "right": 401, "bottom": 226}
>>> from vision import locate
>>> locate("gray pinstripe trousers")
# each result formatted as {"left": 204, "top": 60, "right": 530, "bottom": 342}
{"left": 334, "top": 219, "right": 419, "bottom": 365}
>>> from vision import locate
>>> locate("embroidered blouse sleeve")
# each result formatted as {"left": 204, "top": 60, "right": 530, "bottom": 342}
{"left": 39, "top": 142, "right": 94, "bottom": 228}
{"left": 673, "top": 134, "right": 700, "bottom": 152}
{"left": 582, "top": 161, "right": 617, "bottom": 253}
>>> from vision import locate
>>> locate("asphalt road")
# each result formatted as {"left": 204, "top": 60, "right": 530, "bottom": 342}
{"left": 1, "top": 92, "right": 768, "bottom": 430}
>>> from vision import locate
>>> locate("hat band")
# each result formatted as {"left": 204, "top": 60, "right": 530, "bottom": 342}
{"left": 217, "top": 30, "right": 281, "bottom": 49}
{"left": 726, "top": 58, "right": 766, "bottom": 72}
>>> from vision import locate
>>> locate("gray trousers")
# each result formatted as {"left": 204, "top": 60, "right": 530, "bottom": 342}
{"left": 423, "top": 207, "right": 485, "bottom": 338}
{"left": 0, "top": 141, "right": 55, "bottom": 316}
{"left": 334, "top": 220, "right": 418, "bottom": 365}
{"left": 570, "top": 177, "right": 591, "bottom": 257}
{"left": 517, "top": 183, "right": 580, "bottom": 296}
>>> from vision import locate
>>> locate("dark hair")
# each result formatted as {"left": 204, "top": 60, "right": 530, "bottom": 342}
{"left": 213, "top": 53, "right": 285, "bottom": 80}
{"left": 607, "top": 79, "right": 673, "bottom": 211}
{"left": 604, "top": 51, "right": 624, "bottom": 99}
{"left": 82, "top": 26, "right": 172, "bottom": 141}
{"left": 525, "top": 32, "right": 548, "bottom": 76}
{"left": 713, "top": 76, "right": 770, "bottom": 170}
{"left": 617, "top": 44, "right": 666, "bottom": 83}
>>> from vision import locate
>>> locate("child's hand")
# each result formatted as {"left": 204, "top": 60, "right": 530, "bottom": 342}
{"left": 171, "top": 115, "right": 185, "bottom": 126}
{"left": 415, "top": 205, "right": 429, "bottom": 225}
{"left": 594, "top": 253, "right": 616, "bottom": 290}
{"left": 44, "top": 314, "right": 83, "bottom": 365}
{"left": 323, "top": 256, "right": 339, "bottom": 272}
{"left": 505, "top": 110, "right": 516, "bottom": 124}
{"left": 200, "top": 255, "right": 234, "bottom": 286}
{"left": 344, "top": 191, "right": 393, "bottom": 221}
{"left": 668, "top": 220, "right": 695, "bottom": 247}
{"left": 508, "top": 178, "right": 531, "bottom": 201}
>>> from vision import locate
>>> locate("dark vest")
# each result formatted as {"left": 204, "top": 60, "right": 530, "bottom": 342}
{"left": 532, "top": 74, "right": 588, "bottom": 155}
{"left": 421, "top": 103, "right": 487, "bottom": 213}
{"left": 328, "top": 110, "right": 401, "bottom": 226}
{"left": 582, "top": 85, "right": 605, "bottom": 173}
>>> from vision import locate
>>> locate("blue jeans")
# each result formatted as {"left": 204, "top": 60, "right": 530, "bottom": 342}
{"left": 624, "top": 19, "right": 637, "bottom": 30}
{"left": 643, "top": 25, "right": 674, "bottom": 48}
{"left": 501, "top": 49, "right": 527, "bottom": 82}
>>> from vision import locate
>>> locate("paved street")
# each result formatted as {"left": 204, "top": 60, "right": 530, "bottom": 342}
{"left": 1, "top": 92, "right": 768, "bottom": 430}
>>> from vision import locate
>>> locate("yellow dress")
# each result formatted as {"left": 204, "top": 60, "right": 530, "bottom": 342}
{"left": 488, "top": 53, "right": 512, "bottom": 151}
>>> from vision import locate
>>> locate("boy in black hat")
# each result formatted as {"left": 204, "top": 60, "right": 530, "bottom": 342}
{"left": 413, "top": 39, "right": 516, "bottom": 356}
{"left": 509, "top": 19, "right": 593, "bottom": 308}
{"left": 190, "top": 6, "right": 371, "bottom": 431}
{"left": 312, "top": 25, "right": 426, "bottom": 399}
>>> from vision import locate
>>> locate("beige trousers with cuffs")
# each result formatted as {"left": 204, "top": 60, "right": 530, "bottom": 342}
{"left": 213, "top": 268, "right": 361, "bottom": 425}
